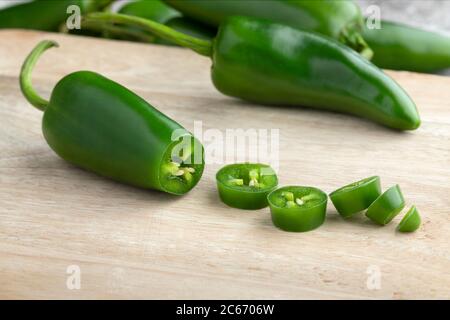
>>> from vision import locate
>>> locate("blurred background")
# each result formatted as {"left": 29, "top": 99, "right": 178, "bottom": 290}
{"left": 358, "top": 0, "right": 450, "bottom": 76}
{"left": 1, "top": 0, "right": 449, "bottom": 75}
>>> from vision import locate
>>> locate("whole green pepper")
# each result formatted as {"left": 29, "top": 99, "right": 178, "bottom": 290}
{"left": 19, "top": 40, "right": 205, "bottom": 195}
{"left": 164, "top": 0, "right": 373, "bottom": 58}
{"left": 0, "top": 0, "right": 113, "bottom": 31}
{"left": 268, "top": 186, "right": 328, "bottom": 232}
{"left": 85, "top": 13, "right": 421, "bottom": 130}
{"left": 117, "top": 0, "right": 215, "bottom": 44}
{"left": 362, "top": 20, "right": 450, "bottom": 73}
{"left": 216, "top": 163, "right": 278, "bottom": 210}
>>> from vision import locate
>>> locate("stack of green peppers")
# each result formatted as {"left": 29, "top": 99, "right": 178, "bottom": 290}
{"left": 13, "top": 2, "right": 426, "bottom": 234}
{"left": 162, "top": 0, "right": 450, "bottom": 72}
{"left": 1, "top": 0, "right": 449, "bottom": 72}
{"left": 85, "top": 12, "right": 421, "bottom": 130}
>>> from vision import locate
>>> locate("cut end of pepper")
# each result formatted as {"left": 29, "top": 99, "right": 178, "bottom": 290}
{"left": 160, "top": 135, "right": 205, "bottom": 195}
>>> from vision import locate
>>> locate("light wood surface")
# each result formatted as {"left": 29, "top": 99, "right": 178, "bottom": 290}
{"left": 0, "top": 30, "right": 449, "bottom": 299}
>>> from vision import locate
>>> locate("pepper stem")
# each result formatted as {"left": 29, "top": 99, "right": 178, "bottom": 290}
{"left": 83, "top": 13, "right": 213, "bottom": 57}
{"left": 19, "top": 40, "right": 59, "bottom": 112}
{"left": 339, "top": 28, "right": 374, "bottom": 60}
{"left": 80, "top": 20, "right": 157, "bottom": 43}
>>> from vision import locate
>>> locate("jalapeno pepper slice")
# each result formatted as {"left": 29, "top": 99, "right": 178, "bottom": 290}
{"left": 329, "top": 176, "right": 381, "bottom": 218}
{"left": 268, "top": 186, "right": 328, "bottom": 232}
{"left": 216, "top": 163, "right": 278, "bottom": 210}
{"left": 398, "top": 206, "right": 421, "bottom": 233}
{"left": 365, "top": 185, "right": 405, "bottom": 225}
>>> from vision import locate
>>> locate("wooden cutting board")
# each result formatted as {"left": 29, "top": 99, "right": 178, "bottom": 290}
{"left": 0, "top": 30, "right": 449, "bottom": 299}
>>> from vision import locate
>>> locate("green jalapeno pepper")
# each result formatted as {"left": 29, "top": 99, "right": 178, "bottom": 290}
{"left": 365, "top": 185, "right": 405, "bottom": 225}
{"left": 118, "top": 0, "right": 215, "bottom": 43}
{"left": 268, "top": 186, "right": 328, "bottom": 232}
{"left": 85, "top": 13, "right": 421, "bottom": 130}
{"left": 0, "top": 0, "right": 113, "bottom": 31}
{"left": 329, "top": 176, "right": 381, "bottom": 218}
{"left": 19, "top": 40, "right": 205, "bottom": 195}
{"left": 398, "top": 206, "right": 421, "bottom": 233}
{"left": 164, "top": 0, "right": 372, "bottom": 58}
{"left": 363, "top": 20, "right": 450, "bottom": 73}
{"left": 216, "top": 163, "right": 278, "bottom": 210}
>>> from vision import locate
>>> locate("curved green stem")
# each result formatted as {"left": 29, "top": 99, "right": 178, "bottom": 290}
{"left": 339, "top": 27, "right": 374, "bottom": 60}
{"left": 84, "top": 12, "right": 213, "bottom": 57}
{"left": 81, "top": 20, "right": 156, "bottom": 42}
{"left": 20, "top": 40, "right": 59, "bottom": 112}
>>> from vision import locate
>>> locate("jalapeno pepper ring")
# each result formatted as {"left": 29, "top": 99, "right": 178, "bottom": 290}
{"left": 268, "top": 186, "right": 328, "bottom": 232}
{"left": 365, "top": 185, "right": 405, "bottom": 225}
{"left": 216, "top": 163, "right": 278, "bottom": 210}
{"left": 398, "top": 206, "right": 421, "bottom": 233}
{"left": 329, "top": 176, "right": 381, "bottom": 218}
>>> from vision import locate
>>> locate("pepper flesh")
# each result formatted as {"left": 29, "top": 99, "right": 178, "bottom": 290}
{"left": 363, "top": 20, "right": 450, "bottom": 73}
{"left": 329, "top": 176, "right": 381, "bottom": 217}
{"left": 20, "top": 40, "right": 204, "bottom": 195}
{"left": 84, "top": 13, "right": 421, "bottom": 131}
{"left": 268, "top": 186, "right": 328, "bottom": 232}
{"left": 398, "top": 206, "right": 421, "bottom": 232}
{"left": 216, "top": 163, "right": 278, "bottom": 210}
{"left": 164, "top": 0, "right": 372, "bottom": 58}
{"left": 365, "top": 185, "right": 405, "bottom": 225}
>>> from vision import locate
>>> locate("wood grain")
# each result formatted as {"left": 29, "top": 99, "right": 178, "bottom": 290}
{"left": 0, "top": 30, "right": 449, "bottom": 299}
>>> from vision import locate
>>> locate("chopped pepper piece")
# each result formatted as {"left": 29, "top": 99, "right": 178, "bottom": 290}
{"left": 365, "top": 185, "right": 405, "bottom": 225}
{"left": 329, "top": 176, "right": 381, "bottom": 218}
{"left": 268, "top": 186, "right": 328, "bottom": 232}
{"left": 398, "top": 206, "right": 421, "bottom": 232}
{"left": 216, "top": 163, "right": 278, "bottom": 210}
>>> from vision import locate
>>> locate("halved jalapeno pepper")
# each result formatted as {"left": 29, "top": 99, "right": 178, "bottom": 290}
{"left": 216, "top": 163, "right": 278, "bottom": 210}
{"left": 365, "top": 185, "right": 405, "bottom": 225}
{"left": 268, "top": 186, "right": 328, "bottom": 232}
{"left": 329, "top": 176, "right": 381, "bottom": 218}
{"left": 398, "top": 206, "right": 421, "bottom": 233}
